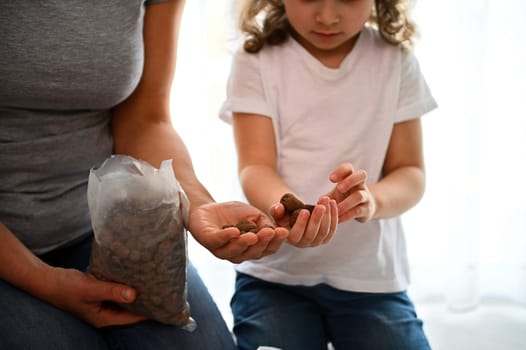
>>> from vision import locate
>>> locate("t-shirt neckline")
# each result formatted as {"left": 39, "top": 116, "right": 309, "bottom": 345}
{"left": 288, "top": 30, "right": 364, "bottom": 80}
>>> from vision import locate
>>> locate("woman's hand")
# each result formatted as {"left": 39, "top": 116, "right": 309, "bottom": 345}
{"left": 187, "top": 201, "right": 289, "bottom": 264}
{"left": 327, "top": 163, "right": 377, "bottom": 223}
{"left": 45, "top": 267, "right": 146, "bottom": 328}
{"left": 270, "top": 195, "right": 338, "bottom": 248}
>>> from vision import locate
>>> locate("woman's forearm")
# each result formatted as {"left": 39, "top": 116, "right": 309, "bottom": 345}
{"left": 0, "top": 221, "right": 54, "bottom": 299}
{"left": 111, "top": 115, "right": 215, "bottom": 208}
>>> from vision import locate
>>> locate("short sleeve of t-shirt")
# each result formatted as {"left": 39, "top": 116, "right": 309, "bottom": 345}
{"left": 219, "top": 49, "right": 273, "bottom": 123}
{"left": 396, "top": 50, "right": 437, "bottom": 122}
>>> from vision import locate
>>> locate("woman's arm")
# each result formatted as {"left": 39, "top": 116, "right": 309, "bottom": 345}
{"left": 111, "top": 1, "right": 202, "bottom": 202}
{"left": 111, "top": 1, "right": 288, "bottom": 261}
{"left": 0, "top": 221, "right": 147, "bottom": 327}
{"left": 0, "top": 2, "right": 192, "bottom": 329}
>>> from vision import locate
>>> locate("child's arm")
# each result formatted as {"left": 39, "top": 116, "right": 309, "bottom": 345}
{"left": 329, "top": 118, "right": 425, "bottom": 222}
{"left": 233, "top": 113, "right": 338, "bottom": 247}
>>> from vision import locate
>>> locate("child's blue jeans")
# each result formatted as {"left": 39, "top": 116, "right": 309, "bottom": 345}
{"left": 0, "top": 235, "right": 236, "bottom": 350}
{"left": 231, "top": 272, "right": 431, "bottom": 350}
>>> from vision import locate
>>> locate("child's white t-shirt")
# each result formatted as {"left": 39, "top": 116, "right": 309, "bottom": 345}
{"left": 219, "top": 26, "right": 437, "bottom": 292}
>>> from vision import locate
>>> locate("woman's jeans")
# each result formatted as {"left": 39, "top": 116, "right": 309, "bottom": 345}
{"left": 0, "top": 235, "right": 236, "bottom": 350}
{"left": 231, "top": 272, "right": 432, "bottom": 350}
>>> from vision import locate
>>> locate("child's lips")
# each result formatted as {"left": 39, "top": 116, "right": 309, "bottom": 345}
{"left": 313, "top": 31, "right": 340, "bottom": 39}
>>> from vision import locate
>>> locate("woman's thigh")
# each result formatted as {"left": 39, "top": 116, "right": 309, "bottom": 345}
{"left": 231, "top": 273, "right": 328, "bottom": 350}
{"left": 53, "top": 235, "right": 235, "bottom": 349}
{"left": 323, "top": 290, "right": 431, "bottom": 350}
{"left": 102, "top": 262, "right": 236, "bottom": 350}
{"left": 0, "top": 278, "right": 108, "bottom": 350}
{"left": 2, "top": 235, "right": 235, "bottom": 350}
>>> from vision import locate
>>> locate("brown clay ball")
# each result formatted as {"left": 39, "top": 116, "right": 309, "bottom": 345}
{"left": 280, "top": 193, "right": 314, "bottom": 227}
{"left": 222, "top": 219, "right": 273, "bottom": 234}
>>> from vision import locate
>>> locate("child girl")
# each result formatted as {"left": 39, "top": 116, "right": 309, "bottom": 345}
{"left": 220, "top": 0, "right": 437, "bottom": 349}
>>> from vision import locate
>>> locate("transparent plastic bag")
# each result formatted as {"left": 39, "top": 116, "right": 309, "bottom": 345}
{"left": 87, "top": 154, "right": 195, "bottom": 330}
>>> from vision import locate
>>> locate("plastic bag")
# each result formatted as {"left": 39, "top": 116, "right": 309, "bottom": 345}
{"left": 87, "top": 154, "right": 195, "bottom": 330}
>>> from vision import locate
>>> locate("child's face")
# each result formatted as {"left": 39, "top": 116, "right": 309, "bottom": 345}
{"left": 284, "top": 0, "right": 374, "bottom": 62}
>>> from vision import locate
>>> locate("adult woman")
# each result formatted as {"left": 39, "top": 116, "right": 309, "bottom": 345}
{"left": 0, "top": 1, "right": 288, "bottom": 348}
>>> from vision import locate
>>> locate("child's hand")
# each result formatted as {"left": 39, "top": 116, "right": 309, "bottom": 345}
{"left": 327, "top": 163, "right": 376, "bottom": 223}
{"left": 271, "top": 194, "right": 337, "bottom": 248}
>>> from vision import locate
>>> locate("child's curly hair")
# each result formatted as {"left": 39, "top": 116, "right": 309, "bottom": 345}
{"left": 238, "top": 0, "right": 418, "bottom": 53}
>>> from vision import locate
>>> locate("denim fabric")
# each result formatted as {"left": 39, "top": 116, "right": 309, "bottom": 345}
{"left": 0, "top": 235, "right": 236, "bottom": 350}
{"left": 231, "top": 273, "right": 431, "bottom": 350}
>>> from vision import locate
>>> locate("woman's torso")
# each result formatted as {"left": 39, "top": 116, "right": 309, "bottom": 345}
{"left": 0, "top": 1, "right": 151, "bottom": 253}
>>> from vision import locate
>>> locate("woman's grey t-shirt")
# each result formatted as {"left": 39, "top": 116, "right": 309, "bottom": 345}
{"left": 0, "top": 0, "right": 166, "bottom": 254}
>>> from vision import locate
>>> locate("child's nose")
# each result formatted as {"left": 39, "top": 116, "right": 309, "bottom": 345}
{"left": 315, "top": 2, "right": 341, "bottom": 26}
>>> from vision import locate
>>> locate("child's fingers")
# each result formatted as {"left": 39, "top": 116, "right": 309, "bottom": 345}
{"left": 287, "top": 209, "right": 310, "bottom": 244}
{"left": 329, "top": 163, "right": 354, "bottom": 183}
{"left": 270, "top": 202, "right": 285, "bottom": 219}
{"left": 337, "top": 172, "right": 368, "bottom": 195}
{"left": 337, "top": 187, "right": 368, "bottom": 215}
{"left": 298, "top": 204, "right": 326, "bottom": 247}
{"left": 309, "top": 197, "right": 333, "bottom": 246}
{"left": 322, "top": 199, "right": 338, "bottom": 244}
